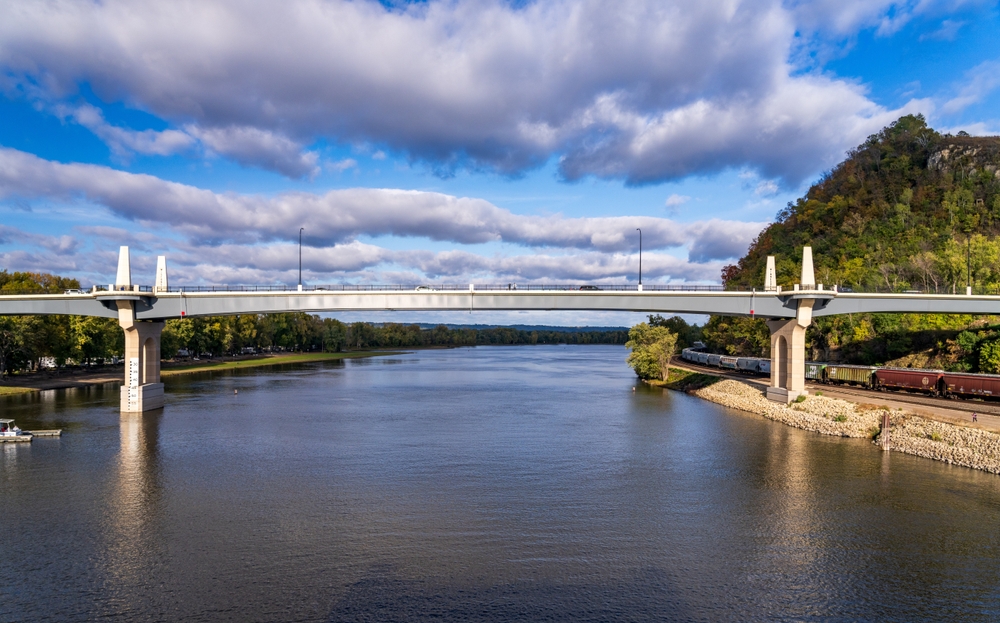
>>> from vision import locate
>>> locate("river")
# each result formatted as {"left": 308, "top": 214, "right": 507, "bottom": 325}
{"left": 2, "top": 345, "right": 1000, "bottom": 621}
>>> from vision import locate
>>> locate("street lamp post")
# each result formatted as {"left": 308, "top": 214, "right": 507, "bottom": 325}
{"left": 298, "top": 227, "right": 304, "bottom": 291}
{"left": 636, "top": 227, "right": 642, "bottom": 289}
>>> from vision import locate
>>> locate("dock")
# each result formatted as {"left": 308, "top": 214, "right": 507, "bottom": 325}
{"left": 0, "top": 435, "right": 32, "bottom": 443}
{"left": 0, "top": 429, "right": 62, "bottom": 443}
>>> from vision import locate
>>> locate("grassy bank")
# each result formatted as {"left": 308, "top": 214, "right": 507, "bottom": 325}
{"left": 160, "top": 351, "right": 405, "bottom": 377}
{"left": 646, "top": 367, "right": 721, "bottom": 392}
{"left": 0, "top": 386, "right": 37, "bottom": 396}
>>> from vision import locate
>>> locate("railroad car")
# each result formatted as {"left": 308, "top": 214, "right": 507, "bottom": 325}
{"left": 707, "top": 354, "right": 722, "bottom": 367}
{"left": 874, "top": 368, "right": 944, "bottom": 395}
{"left": 696, "top": 352, "right": 710, "bottom": 365}
{"left": 825, "top": 364, "right": 877, "bottom": 387}
{"left": 719, "top": 356, "right": 739, "bottom": 370}
{"left": 941, "top": 372, "right": 1000, "bottom": 398}
{"left": 681, "top": 348, "right": 696, "bottom": 363}
{"left": 804, "top": 362, "right": 826, "bottom": 381}
{"left": 758, "top": 360, "right": 771, "bottom": 374}
{"left": 736, "top": 357, "right": 760, "bottom": 373}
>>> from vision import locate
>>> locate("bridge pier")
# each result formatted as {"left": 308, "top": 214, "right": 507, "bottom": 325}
{"left": 114, "top": 247, "right": 165, "bottom": 412}
{"left": 766, "top": 247, "right": 816, "bottom": 404}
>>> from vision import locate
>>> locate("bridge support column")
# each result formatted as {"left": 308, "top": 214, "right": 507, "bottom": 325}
{"left": 766, "top": 247, "right": 816, "bottom": 403}
{"left": 766, "top": 318, "right": 809, "bottom": 403}
{"left": 118, "top": 304, "right": 165, "bottom": 413}
{"left": 113, "top": 246, "right": 164, "bottom": 412}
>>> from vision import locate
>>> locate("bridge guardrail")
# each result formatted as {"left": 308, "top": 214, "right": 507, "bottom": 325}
{"left": 5, "top": 284, "right": 1000, "bottom": 295}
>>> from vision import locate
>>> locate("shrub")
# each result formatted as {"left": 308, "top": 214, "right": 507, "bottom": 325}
{"left": 834, "top": 414, "right": 848, "bottom": 422}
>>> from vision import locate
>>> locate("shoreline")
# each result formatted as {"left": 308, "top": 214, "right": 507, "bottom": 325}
{"left": 653, "top": 367, "right": 1000, "bottom": 475}
{"left": 0, "top": 351, "right": 405, "bottom": 393}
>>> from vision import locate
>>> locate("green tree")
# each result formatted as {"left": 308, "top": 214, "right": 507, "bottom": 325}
{"left": 979, "top": 340, "right": 1000, "bottom": 373}
{"left": 625, "top": 322, "right": 678, "bottom": 381}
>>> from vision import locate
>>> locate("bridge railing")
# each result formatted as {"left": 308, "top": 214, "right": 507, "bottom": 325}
{"left": 151, "top": 283, "right": 738, "bottom": 293}
{"left": 6, "top": 283, "right": 1000, "bottom": 295}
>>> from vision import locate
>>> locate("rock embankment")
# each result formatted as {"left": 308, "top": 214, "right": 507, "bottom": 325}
{"left": 692, "top": 379, "right": 1000, "bottom": 474}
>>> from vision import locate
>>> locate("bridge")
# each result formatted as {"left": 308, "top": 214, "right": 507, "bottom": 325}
{"left": 3, "top": 246, "right": 1000, "bottom": 412}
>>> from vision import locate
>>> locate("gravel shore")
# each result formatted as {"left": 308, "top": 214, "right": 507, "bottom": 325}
{"left": 693, "top": 379, "right": 1000, "bottom": 475}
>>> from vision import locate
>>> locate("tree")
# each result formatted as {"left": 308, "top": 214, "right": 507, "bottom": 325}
{"left": 625, "top": 322, "right": 678, "bottom": 381}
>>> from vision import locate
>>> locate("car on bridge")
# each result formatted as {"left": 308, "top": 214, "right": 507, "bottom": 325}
{"left": 579, "top": 285, "right": 602, "bottom": 290}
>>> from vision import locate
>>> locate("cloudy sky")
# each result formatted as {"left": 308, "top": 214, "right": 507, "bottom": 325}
{"left": 1, "top": 0, "right": 998, "bottom": 325}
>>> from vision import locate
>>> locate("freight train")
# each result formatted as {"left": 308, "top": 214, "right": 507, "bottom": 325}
{"left": 680, "top": 348, "right": 1000, "bottom": 399}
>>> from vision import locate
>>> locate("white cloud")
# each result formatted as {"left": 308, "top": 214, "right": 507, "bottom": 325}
{"left": 754, "top": 180, "right": 779, "bottom": 196}
{"left": 788, "top": 0, "right": 979, "bottom": 37}
{"left": 664, "top": 194, "right": 691, "bottom": 208}
{"left": 941, "top": 60, "right": 1000, "bottom": 115}
{"left": 55, "top": 103, "right": 194, "bottom": 158}
{"left": 0, "top": 0, "right": 935, "bottom": 185}
{"left": 143, "top": 242, "right": 724, "bottom": 285}
{"left": 919, "top": 18, "right": 966, "bottom": 40}
{"left": 0, "top": 147, "right": 766, "bottom": 262}
{"left": 326, "top": 158, "right": 358, "bottom": 173}
{"left": 184, "top": 125, "right": 320, "bottom": 179}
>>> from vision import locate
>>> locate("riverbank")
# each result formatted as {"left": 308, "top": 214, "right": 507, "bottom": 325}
{"left": 0, "top": 351, "right": 404, "bottom": 392}
{"left": 663, "top": 372, "right": 1000, "bottom": 475}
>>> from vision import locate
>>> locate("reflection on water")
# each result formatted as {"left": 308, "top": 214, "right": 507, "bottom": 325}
{"left": 100, "top": 412, "right": 163, "bottom": 614}
{"left": 2, "top": 346, "right": 1000, "bottom": 621}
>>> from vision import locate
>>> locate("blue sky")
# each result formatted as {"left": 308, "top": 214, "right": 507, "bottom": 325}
{"left": 1, "top": 0, "right": 998, "bottom": 325}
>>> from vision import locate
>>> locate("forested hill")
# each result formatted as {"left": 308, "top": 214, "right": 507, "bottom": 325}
{"left": 704, "top": 115, "right": 1000, "bottom": 371}
{"left": 723, "top": 114, "right": 1000, "bottom": 293}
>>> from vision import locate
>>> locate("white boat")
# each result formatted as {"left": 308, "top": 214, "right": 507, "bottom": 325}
{"left": 0, "top": 419, "right": 26, "bottom": 437}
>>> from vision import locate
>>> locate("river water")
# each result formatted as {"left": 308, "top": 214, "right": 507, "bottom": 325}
{"left": 2, "top": 345, "right": 1000, "bottom": 621}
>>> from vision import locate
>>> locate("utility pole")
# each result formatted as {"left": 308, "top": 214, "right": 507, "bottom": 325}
{"left": 299, "top": 227, "right": 304, "bottom": 291}
{"left": 636, "top": 227, "right": 642, "bottom": 287}
{"left": 968, "top": 235, "right": 972, "bottom": 294}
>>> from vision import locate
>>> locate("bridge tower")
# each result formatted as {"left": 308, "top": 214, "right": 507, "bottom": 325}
{"left": 115, "top": 247, "right": 165, "bottom": 412}
{"left": 765, "top": 247, "right": 816, "bottom": 403}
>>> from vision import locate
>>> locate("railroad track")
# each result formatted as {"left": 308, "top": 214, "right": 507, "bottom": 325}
{"left": 805, "top": 383, "right": 1000, "bottom": 416}
{"left": 672, "top": 358, "right": 1000, "bottom": 416}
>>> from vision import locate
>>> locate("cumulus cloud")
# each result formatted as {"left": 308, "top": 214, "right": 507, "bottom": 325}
{"left": 0, "top": 0, "right": 931, "bottom": 185}
{"left": 151, "top": 242, "right": 723, "bottom": 285}
{"left": 664, "top": 194, "right": 690, "bottom": 208}
{"left": 55, "top": 103, "right": 194, "bottom": 158}
{"left": 0, "top": 224, "right": 80, "bottom": 256}
{"left": 788, "top": 0, "right": 977, "bottom": 37}
{"left": 0, "top": 147, "right": 766, "bottom": 260}
{"left": 685, "top": 220, "right": 763, "bottom": 262}
{"left": 184, "top": 125, "right": 320, "bottom": 179}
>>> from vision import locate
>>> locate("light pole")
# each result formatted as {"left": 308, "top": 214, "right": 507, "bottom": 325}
{"left": 967, "top": 234, "right": 972, "bottom": 294}
{"left": 298, "top": 227, "right": 304, "bottom": 291}
{"left": 636, "top": 228, "right": 642, "bottom": 287}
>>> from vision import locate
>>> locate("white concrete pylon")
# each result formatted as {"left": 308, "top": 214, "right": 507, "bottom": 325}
{"left": 800, "top": 246, "right": 815, "bottom": 289}
{"left": 155, "top": 256, "right": 168, "bottom": 293}
{"left": 765, "top": 256, "right": 776, "bottom": 291}
{"left": 115, "top": 246, "right": 131, "bottom": 289}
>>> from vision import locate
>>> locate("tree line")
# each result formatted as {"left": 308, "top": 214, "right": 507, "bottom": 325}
{"left": 0, "top": 270, "right": 628, "bottom": 376}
